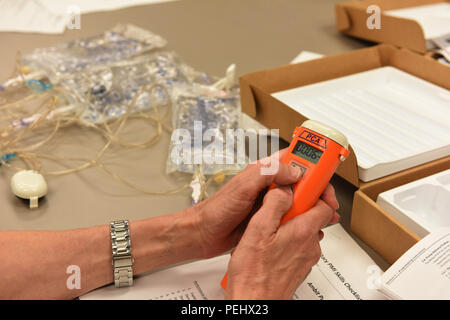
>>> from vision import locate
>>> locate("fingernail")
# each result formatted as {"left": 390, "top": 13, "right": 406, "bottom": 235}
{"left": 289, "top": 165, "right": 302, "bottom": 179}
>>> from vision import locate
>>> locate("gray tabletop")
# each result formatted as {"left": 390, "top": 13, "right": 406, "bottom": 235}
{"left": 0, "top": 0, "right": 388, "bottom": 269}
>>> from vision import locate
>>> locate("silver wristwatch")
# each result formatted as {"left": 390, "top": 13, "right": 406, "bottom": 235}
{"left": 110, "top": 220, "right": 134, "bottom": 288}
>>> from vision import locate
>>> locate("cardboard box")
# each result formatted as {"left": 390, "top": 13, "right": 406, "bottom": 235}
{"left": 239, "top": 44, "right": 450, "bottom": 263}
{"left": 240, "top": 44, "right": 450, "bottom": 187}
{"left": 335, "top": 0, "right": 449, "bottom": 54}
{"left": 352, "top": 157, "right": 450, "bottom": 264}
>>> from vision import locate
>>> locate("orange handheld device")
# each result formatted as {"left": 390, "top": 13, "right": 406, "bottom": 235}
{"left": 221, "top": 119, "right": 350, "bottom": 289}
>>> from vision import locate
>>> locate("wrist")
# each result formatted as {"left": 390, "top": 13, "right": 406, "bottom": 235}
{"left": 189, "top": 199, "right": 230, "bottom": 259}
{"left": 129, "top": 209, "right": 205, "bottom": 275}
{"left": 183, "top": 204, "right": 210, "bottom": 259}
{"left": 188, "top": 200, "right": 214, "bottom": 259}
{"left": 226, "top": 276, "right": 272, "bottom": 300}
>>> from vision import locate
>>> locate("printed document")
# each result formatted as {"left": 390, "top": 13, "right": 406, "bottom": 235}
{"left": 379, "top": 227, "right": 450, "bottom": 300}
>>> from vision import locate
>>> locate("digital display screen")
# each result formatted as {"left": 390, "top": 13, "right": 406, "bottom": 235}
{"left": 292, "top": 141, "right": 323, "bottom": 164}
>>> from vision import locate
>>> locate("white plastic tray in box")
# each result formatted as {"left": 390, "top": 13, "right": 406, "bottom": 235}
{"left": 272, "top": 66, "right": 450, "bottom": 182}
{"left": 377, "top": 169, "right": 450, "bottom": 238}
{"left": 384, "top": 3, "right": 450, "bottom": 49}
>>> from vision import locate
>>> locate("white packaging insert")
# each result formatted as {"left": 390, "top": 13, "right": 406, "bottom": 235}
{"left": 384, "top": 3, "right": 450, "bottom": 49}
{"left": 272, "top": 66, "right": 450, "bottom": 182}
{"left": 377, "top": 169, "right": 450, "bottom": 238}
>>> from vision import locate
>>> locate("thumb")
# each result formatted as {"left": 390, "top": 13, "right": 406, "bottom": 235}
{"left": 229, "top": 148, "right": 302, "bottom": 201}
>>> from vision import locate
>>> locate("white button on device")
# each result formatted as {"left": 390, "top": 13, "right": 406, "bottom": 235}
{"left": 11, "top": 170, "right": 48, "bottom": 209}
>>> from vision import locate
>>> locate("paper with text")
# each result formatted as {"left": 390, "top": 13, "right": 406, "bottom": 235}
{"left": 380, "top": 227, "right": 450, "bottom": 300}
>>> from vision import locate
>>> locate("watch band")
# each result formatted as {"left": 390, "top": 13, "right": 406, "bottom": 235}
{"left": 110, "top": 220, "right": 134, "bottom": 288}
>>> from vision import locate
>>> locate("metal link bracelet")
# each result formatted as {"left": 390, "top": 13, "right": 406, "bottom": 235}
{"left": 110, "top": 220, "right": 134, "bottom": 287}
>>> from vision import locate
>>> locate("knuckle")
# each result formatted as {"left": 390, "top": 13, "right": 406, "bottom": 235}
{"left": 253, "top": 159, "right": 266, "bottom": 172}
{"left": 245, "top": 161, "right": 258, "bottom": 173}
{"left": 318, "top": 200, "right": 335, "bottom": 221}
{"left": 327, "top": 183, "right": 336, "bottom": 195}
{"left": 298, "top": 221, "right": 315, "bottom": 236}
{"left": 249, "top": 214, "right": 267, "bottom": 232}
{"left": 312, "top": 245, "right": 322, "bottom": 262}
{"left": 270, "top": 187, "right": 291, "bottom": 201}
{"left": 266, "top": 187, "right": 292, "bottom": 208}
{"left": 247, "top": 161, "right": 273, "bottom": 184}
{"left": 325, "top": 205, "right": 335, "bottom": 221}
{"left": 248, "top": 217, "right": 271, "bottom": 240}
{"left": 233, "top": 165, "right": 263, "bottom": 195}
{"left": 250, "top": 216, "right": 263, "bottom": 229}
{"left": 292, "top": 224, "right": 312, "bottom": 242}
{"left": 241, "top": 163, "right": 257, "bottom": 182}
{"left": 319, "top": 198, "right": 333, "bottom": 211}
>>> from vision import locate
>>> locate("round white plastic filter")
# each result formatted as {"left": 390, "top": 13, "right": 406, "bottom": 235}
{"left": 10, "top": 170, "right": 48, "bottom": 209}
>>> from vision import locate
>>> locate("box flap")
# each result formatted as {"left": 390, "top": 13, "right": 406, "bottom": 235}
{"left": 352, "top": 190, "right": 421, "bottom": 264}
{"left": 352, "top": 155, "right": 449, "bottom": 263}
{"left": 335, "top": 0, "right": 448, "bottom": 53}
{"left": 335, "top": 3, "right": 351, "bottom": 31}
{"left": 240, "top": 76, "right": 257, "bottom": 118}
{"left": 378, "top": 45, "right": 450, "bottom": 89}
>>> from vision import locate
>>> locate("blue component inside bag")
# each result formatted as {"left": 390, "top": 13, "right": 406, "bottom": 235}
{"left": 58, "top": 52, "right": 215, "bottom": 123}
{"left": 167, "top": 84, "right": 245, "bottom": 175}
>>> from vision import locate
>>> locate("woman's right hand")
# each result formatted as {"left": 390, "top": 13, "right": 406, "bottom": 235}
{"left": 225, "top": 183, "right": 339, "bottom": 299}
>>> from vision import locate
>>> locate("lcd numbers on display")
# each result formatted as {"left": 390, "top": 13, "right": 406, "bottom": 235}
{"left": 292, "top": 141, "right": 323, "bottom": 164}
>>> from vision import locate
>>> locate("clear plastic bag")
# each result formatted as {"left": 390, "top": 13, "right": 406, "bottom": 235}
{"left": 167, "top": 79, "right": 246, "bottom": 176}
{"left": 58, "top": 51, "right": 214, "bottom": 123}
{"left": 22, "top": 24, "right": 167, "bottom": 83}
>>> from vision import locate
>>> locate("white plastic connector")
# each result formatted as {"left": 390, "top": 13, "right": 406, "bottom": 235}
{"left": 11, "top": 170, "right": 48, "bottom": 209}
{"left": 212, "top": 64, "right": 237, "bottom": 91}
{"left": 0, "top": 70, "right": 47, "bottom": 91}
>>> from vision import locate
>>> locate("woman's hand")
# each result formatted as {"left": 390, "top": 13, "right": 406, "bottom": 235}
{"left": 193, "top": 149, "right": 339, "bottom": 259}
{"left": 225, "top": 184, "right": 339, "bottom": 299}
